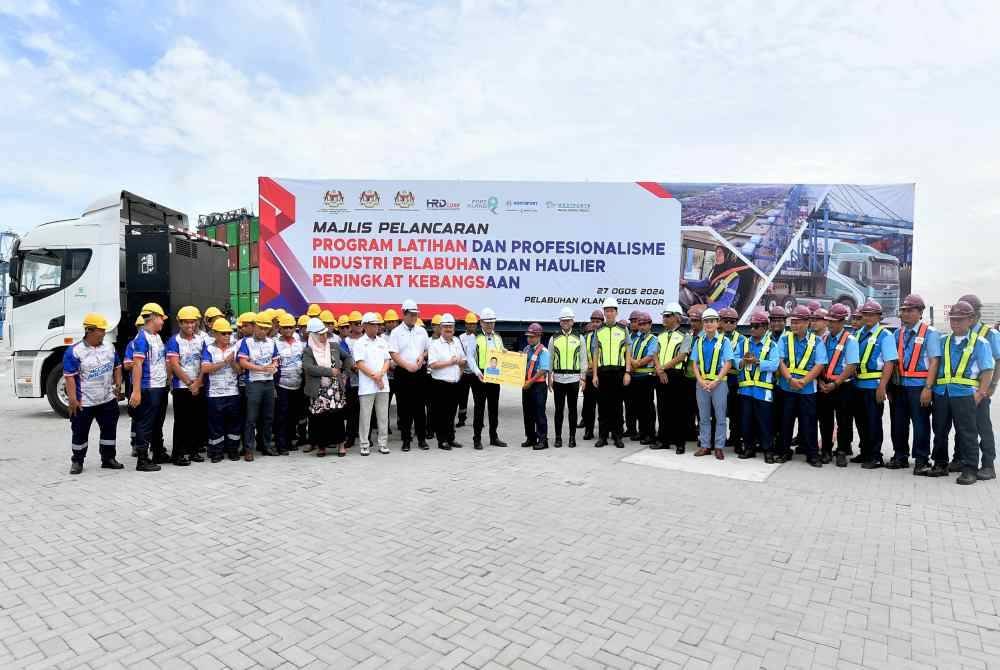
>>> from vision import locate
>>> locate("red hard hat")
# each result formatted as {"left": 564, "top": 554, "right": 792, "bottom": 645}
{"left": 901, "top": 294, "right": 926, "bottom": 311}
{"left": 791, "top": 305, "right": 812, "bottom": 319}
{"left": 826, "top": 303, "right": 850, "bottom": 321}
{"left": 628, "top": 310, "right": 640, "bottom": 320}
{"left": 749, "top": 309, "right": 770, "bottom": 325}
{"left": 806, "top": 300, "right": 822, "bottom": 312}
{"left": 859, "top": 300, "right": 883, "bottom": 314}
{"left": 958, "top": 294, "right": 982, "bottom": 312}
{"left": 719, "top": 307, "right": 739, "bottom": 319}
{"left": 688, "top": 304, "right": 707, "bottom": 319}
{"left": 525, "top": 322, "right": 544, "bottom": 336}
{"left": 590, "top": 309, "right": 604, "bottom": 320}
{"left": 949, "top": 301, "right": 975, "bottom": 319}
{"left": 638, "top": 311, "right": 653, "bottom": 324}
{"left": 617, "top": 320, "right": 628, "bottom": 328}
{"left": 811, "top": 307, "right": 828, "bottom": 319}
{"left": 769, "top": 306, "right": 787, "bottom": 319}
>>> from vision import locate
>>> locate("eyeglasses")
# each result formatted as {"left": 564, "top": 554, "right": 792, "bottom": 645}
{"left": 751, "top": 323, "right": 765, "bottom": 328}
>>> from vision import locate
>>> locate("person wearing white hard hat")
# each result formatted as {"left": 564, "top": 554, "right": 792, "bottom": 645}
{"left": 303, "top": 317, "right": 353, "bottom": 457}
{"left": 354, "top": 313, "right": 392, "bottom": 455}
{"left": 548, "top": 307, "right": 585, "bottom": 448}
{"left": 466, "top": 306, "right": 508, "bottom": 448}
{"left": 427, "top": 313, "right": 466, "bottom": 450}
{"left": 653, "top": 302, "right": 691, "bottom": 452}
{"left": 388, "top": 299, "right": 430, "bottom": 451}
{"left": 690, "top": 307, "right": 733, "bottom": 459}
{"left": 592, "top": 296, "right": 632, "bottom": 447}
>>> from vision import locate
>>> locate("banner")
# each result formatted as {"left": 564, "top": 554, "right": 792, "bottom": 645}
{"left": 481, "top": 350, "right": 527, "bottom": 387}
{"left": 258, "top": 178, "right": 681, "bottom": 321}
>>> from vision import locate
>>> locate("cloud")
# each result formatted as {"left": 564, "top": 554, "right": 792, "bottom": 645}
{"left": 0, "top": 0, "right": 56, "bottom": 20}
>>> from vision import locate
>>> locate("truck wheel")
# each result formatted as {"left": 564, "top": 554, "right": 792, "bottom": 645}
{"left": 46, "top": 365, "right": 70, "bottom": 418}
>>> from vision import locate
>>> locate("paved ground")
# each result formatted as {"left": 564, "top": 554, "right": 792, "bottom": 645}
{"left": 3, "top": 363, "right": 1000, "bottom": 669}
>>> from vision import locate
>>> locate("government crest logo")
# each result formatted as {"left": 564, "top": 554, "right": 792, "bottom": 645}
{"left": 323, "top": 190, "right": 344, "bottom": 208}
{"left": 394, "top": 190, "right": 415, "bottom": 208}
{"left": 359, "top": 190, "right": 380, "bottom": 208}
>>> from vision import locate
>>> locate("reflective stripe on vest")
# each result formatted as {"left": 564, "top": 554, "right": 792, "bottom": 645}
{"left": 476, "top": 333, "right": 502, "bottom": 370}
{"left": 697, "top": 334, "right": 724, "bottom": 380}
{"left": 631, "top": 333, "right": 656, "bottom": 373}
{"left": 726, "top": 331, "right": 744, "bottom": 376}
{"left": 584, "top": 331, "right": 595, "bottom": 368}
{"left": 857, "top": 325, "right": 886, "bottom": 380}
{"left": 552, "top": 333, "right": 581, "bottom": 374}
{"left": 897, "top": 322, "right": 929, "bottom": 379}
{"left": 596, "top": 326, "right": 627, "bottom": 367}
{"left": 823, "top": 329, "right": 851, "bottom": 381}
{"left": 657, "top": 330, "right": 684, "bottom": 370}
{"left": 739, "top": 337, "right": 773, "bottom": 390}
{"left": 937, "top": 332, "right": 981, "bottom": 388}
{"left": 706, "top": 265, "right": 749, "bottom": 301}
{"left": 785, "top": 331, "right": 817, "bottom": 376}
{"left": 525, "top": 343, "right": 546, "bottom": 382}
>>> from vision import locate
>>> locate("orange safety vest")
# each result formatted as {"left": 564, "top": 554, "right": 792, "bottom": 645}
{"left": 525, "top": 344, "right": 546, "bottom": 383}
{"left": 824, "top": 329, "right": 851, "bottom": 381}
{"left": 896, "top": 322, "right": 929, "bottom": 379}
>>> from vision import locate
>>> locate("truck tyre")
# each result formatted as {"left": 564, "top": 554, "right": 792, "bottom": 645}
{"left": 46, "top": 364, "right": 70, "bottom": 418}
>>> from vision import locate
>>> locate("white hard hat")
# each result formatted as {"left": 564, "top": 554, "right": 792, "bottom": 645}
{"left": 401, "top": 299, "right": 418, "bottom": 313}
{"left": 361, "top": 311, "right": 378, "bottom": 325}
{"left": 306, "top": 317, "right": 326, "bottom": 334}
{"left": 702, "top": 308, "right": 720, "bottom": 320}
{"left": 558, "top": 307, "right": 575, "bottom": 320}
{"left": 662, "top": 302, "right": 683, "bottom": 316}
{"left": 480, "top": 307, "right": 497, "bottom": 321}
{"left": 440, "top": 312, "right": 455, "bottom": 325}
{"left": 602, "top": 297, "right": 619, "bottom": 309}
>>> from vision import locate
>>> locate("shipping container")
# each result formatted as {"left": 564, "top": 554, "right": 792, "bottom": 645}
{"left": 237, "top": 295, "right": 252, "bottom": 315}
{"left": 250, "top": 217, "right": 260, "bottom": 242}
{"left": 250, "top": 267, "right": 259, "bottom": 292}
{"left": 238, "top": 269, "right": 250, "bottom": 293}
{"left": 229, "top": 270, "right": 239, "bottom": 295}
{"left": 239, "top": 244, "right": 249, "bottom": 269}
{"left": 227, "top": 246, "right": 238, "bottom": 270}
{"left": 230, "top": 292, "right": 239, "bottom": 314}
{"left": 251, "top": 293, "right": 259, "bottom": 312}
{"left": 226, "top": 222, "right": 238, "bottom": 245}
{"left": 204, "top": 224, "right": 216, "bottom": 241}
{"left": 239, "top": 218, "right": 250, "bottom": 243}
{"left": 250, "top": 243, "right": 259, "bottom": 266}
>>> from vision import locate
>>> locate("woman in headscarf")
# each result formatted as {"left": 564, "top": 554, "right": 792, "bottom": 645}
{"left": 680, "top": 245, "right": 750, "bottom": 311}
{"left": 302, "top": 317, "right": 353, "bottom": 457}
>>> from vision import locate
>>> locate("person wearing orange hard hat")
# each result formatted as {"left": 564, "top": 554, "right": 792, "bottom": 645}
{"left": 457, "top": 311, "right": 480, "bottom": 428}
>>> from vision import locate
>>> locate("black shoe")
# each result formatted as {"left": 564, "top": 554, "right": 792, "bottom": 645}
{"left": 928, "top": 462, "right": 949, "bottom": 477}
{"left": 861, "top": 458, "right": 884, "bottom": 470}
{"left": 227, "top": 452, "right": 240, "bottom": 461}
{"left": 885, "top": 456, "right": 908, "bottom": 470}
{"left": 614, "top": 438, "right": 625, "bottom": 448}
{"left": 456, "top": 417, "right": 466, "bottom": 428}
{"left": 101, "top": 459, "right": 124, "bottom": 470}
{"left": 136, "top": 460, "right": 161, "bottom": 472}
{"left": 210, "top": 456, "right": 224, "bottom": 463}
{"left": 977, "top": 466, "right": 996, "bottom": 481}
{"left": 152, "top": 453, "right": 172, "bottom": 464}
{"left": 173, "top": 457, "right": 191, "bottom": 466}
{"left": 582, "top": 430, "right": 594, "bottom": 441}
{"left": 554, "top": 437, "right": 563, "bottom": 448}
{"left": 69, "top": 462, "right": 83, "bottom": 475}
{"left": 820, "top": 452, "right": 832, "bottom": 465}
{"left": 836, "top": 453, "right": 847, "bottom": 468}
{"left": 449, "top": 441, "right": 463, "bottom": 449}
{"left": 774, "top": 454, "right": 788, "bottom": 463}
{"left": 630, "top": 434, "right": 642, "bottom": 442}
{"left": 675, "top": 445, "right": 685, "bottom": 455}
{"left": 595, "top": 438, "right": 607, "bottom": 448}
{"left": 640, "top": 437, "right": 656, "bottom": 446}
{"left": 130, "top": 447, "right": 138, "bottom": 458}
{"left": 913, "top": 460, "right": 932, "bottom": 476}
{"left": 764, "top": 453, "right": 775, "bottom": 464}
{"left": 957, "top": 469, "right": 978, "bottom": 485}
{"left": 424, "top": 432, "right": 434, "bottom": 441}
{"left": 807, "top": 457, "right": 822, "bottom": 468}
{"left": 474, "top": 441, "right": 483, "bottom": 450}
{"left": 521, "top": 440, "right": 537, "bottom": 448}
{"left": 418, "top": 441, "right": 430, "bottom": 451}
{"left": 948, "top": 459, "right": 962, "bottom": 473}
{"left": 189, "top": 453, "right": 205, "bottom": 463}
{"left": 649, "top": 441, "right": 664, "bottom": 450}
{"left": 533, "top": 441, "right": 549, "bottom": 450}
{"left": 277, "top": 450, "right": 289, "bottom": 456}
{"left": 490, "top": 438, "right": 509, "bottom": 448}
{"left": 568, "top": 437, "right": 577, "bottom": 448}
{"left": 402, "top": 442, "right": 411, "bottom": 452}
{"left": 438, "top": 443, "right": 451, "bottom": 451}
{"left": 738, "top": 451, "right": 753, "bottom": 460}
{"left": 849, "top": 455, "right": 865, "bottom": 464}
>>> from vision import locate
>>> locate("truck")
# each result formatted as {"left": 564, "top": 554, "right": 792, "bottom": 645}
{"left": 5, "top": 191, "right": 230, "bottom": 417}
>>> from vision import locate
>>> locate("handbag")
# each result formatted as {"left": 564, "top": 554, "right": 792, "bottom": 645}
{"left": 309, "top": 374, "right": 346, "bottom": 414}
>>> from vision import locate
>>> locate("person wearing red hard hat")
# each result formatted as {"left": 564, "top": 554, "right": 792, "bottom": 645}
{"left": 952, "top": 294, "right": 1000, "bottom": 479}
{"left": 653, "top": 302, "right": 691, "bottom": 453}
{"left": 888, "top": 294, "right": 942, "bottom": 475}
{"left": 854, "top": 300, "right": 898, "bottom": 469}
{"left": 718, "top": 306, "right": 746, "bottom": 454}
{"left": 521, "top": 323, "right": 551, "bottom": 450}
{"left": 736, "top": 309, "right": 780, "bottom": 462}
{"left": 766, "top": 306, "right": 788, "bottom": 455}
{"left": 818, "top": 303, "right": 860, "bottom": 467}
{"left": 628, "top": 311, "right": 658, "bottom": 446}
{"left": 775, "top": 305, "right": 828, "bottom": 467}
{"left": 578, "top": 309, "right": 605, "bottom": 441}
{"left": 930, "top": 300, "right": 996, "bottom": 484}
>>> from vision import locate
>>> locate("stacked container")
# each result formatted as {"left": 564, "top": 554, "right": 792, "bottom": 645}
{"left": 197, "top": 210, "right": 259, "bottom": 316}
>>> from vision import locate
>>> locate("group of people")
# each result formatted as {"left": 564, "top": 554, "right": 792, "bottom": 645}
{"left": 62, "top": 292, "right": 998, "bottom": 485}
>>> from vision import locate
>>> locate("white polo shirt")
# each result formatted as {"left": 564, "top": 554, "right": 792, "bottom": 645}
{"left": 388, "top": 323, "right": 429, "bottom": 365}
{"left": 353, "top": 334, "right": 391, "bottom": 395}
{"left": 428, "top": 336, "right": 465, "bottom": 383}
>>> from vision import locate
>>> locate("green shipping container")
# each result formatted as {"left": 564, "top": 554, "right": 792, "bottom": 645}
{"left": 204, "top": 224, "right": 217, "bottom": 241}
{"left": 237, "top": 295, "right": 252, "bottom": 315}
{"left": 229, "top": 270, "right": 239, "bottom": 295}
{"left": 250, "top": 217, "right": 260, "bottom": 243}
{"left": 239, "top": 244, "right": 250, "bottom": 269}
{"left": 250, "top": 267, "right": 259, "bottom": 293}
{"left": 226, "top": 222, "right": 238, "bottom": 245}
{"left": 251, "top": 293, "right": 260, "bottom": 312}
{"left": 229, "top": 292, "right": 239, "bottom": 314}
{"left": 238, "top": 269, "right": 250, "bottom": 293}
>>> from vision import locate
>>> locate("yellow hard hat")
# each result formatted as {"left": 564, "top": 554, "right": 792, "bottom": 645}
{"left": 204, "top": 306, "right": 223, "bottom": 319}
{"left": 140, "top": 302, "right": 166, "bottom": 317}
{"left": 320, "top": 309, "right": 335, "bottom": 323}
{"left": 431, "top": 314, "right": 442, "bottom": 325}
{"left": 337, "top": 315, "right": 350, "bottom": 327}
{"left": 384, "top": 309, "right": 399, "bottom": 321}
{"left": 134, "top": 314, "right": 145, "bottom": 327}
{"left": 297, "top": 315, "right": 309, "bottom": 326}
{"left": 254, "top": 313, "right": 273, "bottom": 327}
{"left": 275, "top": 308, "right": 288, "bottom": 318}
{"left": 307, "top": 304, "right": 321, "bottom": 317}
{"left": 464, "top": 311, "right": 479, "bottom": 324}
{"left": 82, "top": 312, "right": 109, "bottom": 330}
{"left": 237, "top": 312, "right": 256, "bottom": 326}
{"left": 278, "top": 313, "right": 296, "bottom": 328}
{"left": 211, "top": 318, "right": 233, "bottom": 334}
{"left": 177, "top": 305, "right": 201, "bottom": 321}
{"left": 416, "top": 318, "right": 425, "bottom": 327}
{"left": 349, "top": 310, "right": 363, "bottom": 323}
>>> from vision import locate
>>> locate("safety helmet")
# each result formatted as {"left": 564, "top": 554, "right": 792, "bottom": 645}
{"left": 662, "top": 301, "right": 683, "bottom": 316}
{"left": 431, "top": 314, "right": 443, "bottom": 325}
{"left": 525, "top": 323, "right": 544, "bottom": 336}
{"left": 790, "top": 305, "right": 812, "bottom": 319}
{"left": 958, "top": 294, "right": 982, "bottom": 312}
{"left": 859, "top": 300, "right": 883, "bottom": 315}
{"left": 297, "top": 315, "right": 309, "bottom": 326}
{"left": 320, "top": 309, "right": 335, "bottom": 323}
{"left": 769, "top": 306, "right": 787, "bottom": 319}
{"left": 237, "top": 312, "right": 256, "bottom": 326}
{"left": 464, "top": 311, "right": 479, "bottom": 324}
{"left": 254, "top": 313, "right": 273, "bottom": 327}
{"left": 211, "top": 318, "right": 233, "bottom": 334}
{"left": 384, "top": 309, "right": 400, "bottom": 322}
{"left": 949, "top": 301, "right": 975, "bottom": 319}
{"left": 134, "top": 314, "right": 145, "bottom": 327}
{"left": 82, "top": 312, "right": 109, "bottom": 330}
{"left": 348, "top": 310, "right": 363, "bottom": 323}
{"left": 602, "top": 297, "right": 619, "bottom": 309}
{"left": 590, "top": 309, "right": 604, "bottom": 320}
{"left": 559, "top": 307, "right": 575, "bottom": 321}
{"left": 719, "top": 307, "right": 739, "bottom": 320}
{"left": 702, "top": 308, "right": 720, "bottom": 320}
{"left": 806, "top": 299, "right": 822, "bottom": 312}
{"left": 177, "top": 306, "right": 201, "bottom": 321}
{"left": 307, "top": 317, "right": 326, "bottom": 334}
{"left": 637, "top": 311, "right": 653, "bottom": 324}
{"left": 337, "top": 315, "right": 350, "bottom": 327}
{"left": 749, "top": 309, "right": 770, "bottom": 325}
{"left": 307, "top": 304, "right": 322, "bottom": 317}
{"left": 416, "top": 318, "right": 425, "bottom": 327}
{"left": 362, "top": 312, "right": 383, "bottom": 325}
{"left": 826, "top": 304, "right": 850, "bottom": 321}
{"left": 140, "top": 302, "right": 166, "bottom": 317}
{"left": 204, "top": 306, "right": 223, "bottom": 320}
{"left": 439, "top": 313, "right": 455, "bottom": 326}
{"left": 401, "top": 299, "right": 419, "bottom": 313}
{"left": 688, "top": 304, "right": 706, "bottom": 319}
{"left": 901, "top": 294, "right": 926, "bottom": 311}
{"left": 278, "top": 314, "right": 296, "bottom": 328}
{"left": 812, "top": 307, "right": 828, "bottom": 320}
{"left": 628, "top": 310, "right": 640, "bottom": 321}
{"left": 480, "top": 307, "right": 497, "bottom": 321}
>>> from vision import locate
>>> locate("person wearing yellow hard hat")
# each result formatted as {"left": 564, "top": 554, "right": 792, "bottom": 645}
{"left": 383, "top": 308, "right": 400, "bottom": 333}
{"left": 202, "top": 306, "right": 224, "bottom": 342}
{"left": 122, "top": 312, "right": 148, "bottom": 457}
{"left": 297, "top": 314, "right": 310, "bottom": 339}
{"left": 237, "top": 312, "right": 281, "bottom": 459}
{"left": 387, "top": 299, "right": 431, "bottom": 451}
{"left": 65, "top": 313, "right": 124, "bottom": 475}
{"left": 307, "top": 303, "right": 322, "bottom": 318}
{"left": 456, "top": 311, "right": 480, "bottom": 430}
{"left": 274, "top": 312, "right": 305, "bottom": 455}
{"left": 165, "top": 306, "right": 207, "bottom": 467}
{"left": 129, "top": 303, "right": 170, "bottom": 471}
{"left": 201, "top": 317, "right": 242, "bottom": 462}
{"left": 319, "top": 309, "right": 337, "bottom": 339}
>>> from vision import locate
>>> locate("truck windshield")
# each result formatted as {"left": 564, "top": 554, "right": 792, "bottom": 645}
{"left": 18, "top": 249, "right": 62, "bottom": 293}
{"left": 869, "top": 260, "right": 899, "bottom": 282}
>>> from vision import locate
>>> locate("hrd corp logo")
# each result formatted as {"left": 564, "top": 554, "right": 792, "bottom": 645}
{"left": 359, "top": 190, "right": 381, "bottom": 209}
{"left": 467, "top": 196, "right": 499, "bottom": 214}
{"left": 394, "top": 190, "right": 416, "bottom": 209}
{"left": 322, "top": 189, "right": 345, "bottom": 210}
{"left": 426, "top": 198, "right": 460, "bottom": 210}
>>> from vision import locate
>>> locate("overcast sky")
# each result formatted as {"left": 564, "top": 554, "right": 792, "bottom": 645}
{"left": 2, "top": 0, "right": 998, "bottom": 309}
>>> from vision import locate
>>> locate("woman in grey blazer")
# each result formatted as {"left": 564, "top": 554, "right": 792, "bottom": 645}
{"left": 302, "top": 319, "right": 353, "bottom": 456}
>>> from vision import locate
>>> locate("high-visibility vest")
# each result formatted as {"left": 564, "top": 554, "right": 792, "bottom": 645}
{"left": 525, "top": 343, "right": 547, "bottom": 382}
{"left": 596, "top": 325, "right": 627, "bottom": 368}
{"left": 784, "top": 331, "right": 818, "bottom": 376}
{"left": 857, "top": 325, "right": 886, "bottom": 380}
{"left": 631, "top": 333, "right": 656, "bottom": 373}
{"left": 475, "top": 333, "right": 504, "bottom": 370}
{"left": 684, "top": 329, "right": 702, "bottom": 378}
{"left": 657, "top": 330, "right": 685, "bottom": 370}
{"left": 706, "top": 265, "right": 749, "bottom": 301}
{"left": 551, "top": 332, "right": 582, "bottom": 374}
{"left": 976, "top": 323, "right": 993, "bottom": 342}
{"left": 726, "top": 331, "right": 745, "bottom": 376}
{"left": 896, "top": 322, "right": 929, "bottom": 379}
{"left": 696, "top": 333, "right": 725, "bottom": 380}
{"left": 823, "top": 329, "right": 852, "bottom": 381}
{"left": 937, "top": 332, "right": 981, "bottom": 388}
{"left": 584, "top": 331, "right": 596, "bottom": 369}
{"left": 739, "top": 337, "right": 773, "bottom": 390}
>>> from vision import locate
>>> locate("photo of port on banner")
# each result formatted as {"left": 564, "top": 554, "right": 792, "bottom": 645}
{"left": 481, "top": 350, "right": 527, "bottom": 387}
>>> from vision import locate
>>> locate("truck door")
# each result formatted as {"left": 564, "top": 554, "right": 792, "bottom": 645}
{"left": 62, "top": 248, "right": 96, "bottom": 337}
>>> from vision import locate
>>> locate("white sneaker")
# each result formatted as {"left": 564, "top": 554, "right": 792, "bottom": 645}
{"left": 379, "top": 446, "right": 390, "bottom": 454}
{"left": 360, "top": 447, "right": 370, "bottom": 456}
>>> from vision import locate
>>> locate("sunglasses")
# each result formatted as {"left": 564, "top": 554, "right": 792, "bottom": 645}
{"left": 721, "top": 319, "right": 737, "bottom": 324}
{"left": 751, "top": 323, "right": 765, "bottom": 328}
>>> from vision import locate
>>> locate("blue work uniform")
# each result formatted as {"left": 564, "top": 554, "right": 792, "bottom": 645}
{"left": 888, "top": 322, "right": 941, "bottom": 463}
{"left": 522, "top": 343, "right": 551, "bottom": 445}
{"left": 629, "top": 332, "right": 659, "bottom": 441}
{"left": 932, "top": 331, "right": 995, "bottom": 470}
{"left": 131, "top": 330, "right": 169, "bottom": 460}
{"left": 776, "top": 332, "right": 828, "bottom": 460}
{"left": 737, "top": 335, "right": 779, "bottom": 454}
{"left": 63, "top": 341, "right": 121, "bottom": 465}
{"left": 818, "top": 328, "right": 860, "bottom": 456}
{"left": 853, "top": 324, "right": 898, "bottom": 464}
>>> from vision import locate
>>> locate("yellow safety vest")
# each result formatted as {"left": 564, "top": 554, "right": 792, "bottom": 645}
{"left": 656, "top": 330, "right": 685, "bottom": 370}
{"left": 785, "top": 331, "right": 818, "bottom": 377}
{"left": 696, "top": 333, "right": 725, "bottom": 380}
{"left": 595, "top": 325, "right": 627, "bottom": 368}
{"left": 726, "top": 331, "right": 745, "bottom": 376}
{"left": 685, "top": 329, "right": 702, "bottom": 378}
{"left": 552, "top": 332, "right": 582, "bottom": 374}
{"left": 475, "top": 333, "right": 504, "bottom": 370}
{"left": 631, "top": 333, "right": 656, "bottom": 373}
{"left": 857, "top": 325, "right": 886, "bottom": 380}
{"left": 937, "top": 332, "right": 981, "bottom": 387}
{"left": 739, "top": 337, "right": 773, "bottom": 390}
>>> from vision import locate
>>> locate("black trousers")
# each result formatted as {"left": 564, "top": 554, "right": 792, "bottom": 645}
{"left": 345, "top": 385, "right": 360, "bottom": 442}
{"left": 596, "top": 367, "right": 625, "bottom": 439}
{"left": 726, "top": 375, "right": 742, "bottom": 446}
{"left": 656, "top": 370, "right": 686, "bottom": 448}
{"left": 472, "top": 377, "right": 501, "bottom": 441}
{"left": 69, "top": 399, "right": 119, "bottom": 464}
{"left": 580, "top": 376, "right": 598, "bottom": 432}
{"left": 818, "top": 383, "right": 855, "bottom": 455}
{"left": 624, "top": 377, "right": 638, "bottom": 436}
{"left": 552, "top": 380, "right": 579, "bottom": 439}
{"left": 889, "top": 385, "right": 931, "bottom": 462}
{"left": 431, "top": 378, "right": 459, "bottom": 444}
{"left": 952, "top": 397, "right": 995, "bottom": 467}
{"left": 771, "top": 385, "right": 785, "bottom": 453}
{"left": 632, "top": 375, "right": 655, "bottom": 438}
{"left": 458, "top": 372, "right": 476, "bottom": 419}
{"left": 932, "top": 394, "right": 979, "bottom": 469}
{"left": 782, "top": 392, "right": 818, "bottom": 459}
{"left": 854, "top": 387, "right": 885, "bottom": 463}
{"left": 522, "top": 382, "right": 548, "bottom": 443}
{"left": 170, "top": 388, "right": 201, "bottom": 460}
{"left": 274, "top": 386, "right": 303, "bottom": 452}
{"left": 394, "top": 367, "right": 427, "bottom": 443}
{"left": 740, "top": 395, "right": 773, "bottom": 453}
{"left": 134, "top": 387, "right": 168, "bottom": 459}
{"left": 309, "top": 408, "right": 345, "bottom": 448}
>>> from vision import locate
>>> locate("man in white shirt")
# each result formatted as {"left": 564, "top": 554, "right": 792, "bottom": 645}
{"left": 427, "top": 313, "right": 465, "bottom": 450}
{"left": 355, "top": 312, "right": 392, "bottom": 455}
{"left": 389, "top": 299, "right": 431, "bottom": 451}
{"left": 457, "top": 312, "right": 479, "bottom": 428}
{"left": 465, "top": 307, "right": 508, "bottom": 449}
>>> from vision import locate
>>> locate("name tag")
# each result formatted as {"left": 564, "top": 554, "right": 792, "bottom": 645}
{"left": 835, "top": 344, "right": 844, "bottom": 352}
{"left": 915, "top": 337, "right": 925, "bottom": 345}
